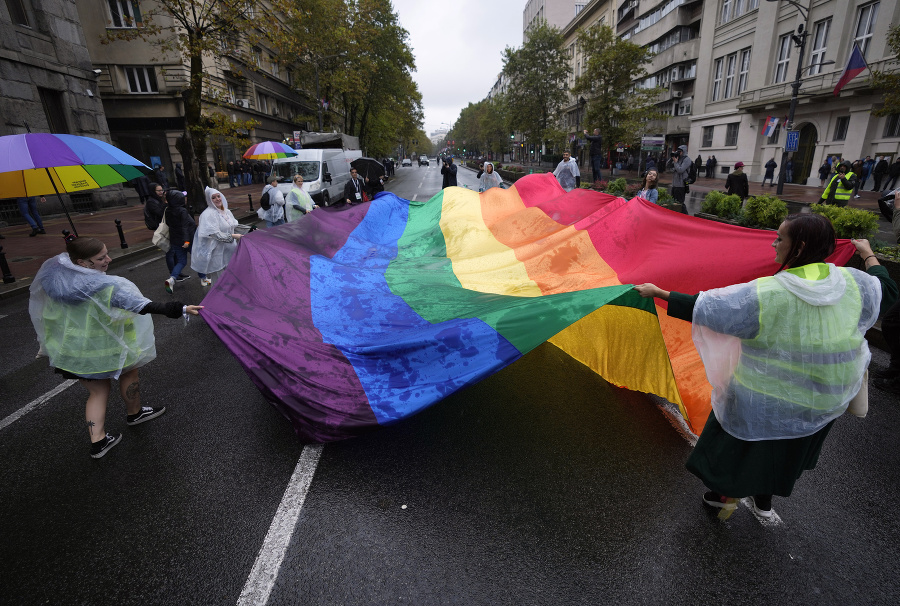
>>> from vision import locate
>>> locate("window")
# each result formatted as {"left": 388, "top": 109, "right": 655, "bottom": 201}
{"left": 833, "top": 116, "right": 850, "bottom": 141}
{"left": 884, "top": 115, "right": 900, "bottom": 138}
{"left": 803, "top": 19, "right": 831, "bottom": 76}
{"left": 721, "top": 0, "right": 733, "bottom": 24}
{"left": 725, "top": 122, "right": 740, "bottom": 146}
{"left": 712, "top": 58, "right": 723, "bottom": 101}
{"left": 722, "top": 0, "right": 758, "bottom": 24}
{"left": 251, "top": 47, "right": 261, "bottom": 68}
{"left": 854, "top": 2, "right": 879, "bottom": 57}
{"left": 124, "top": 66, "right": 157, "bottom": 93}
{"left": 724, "top": 54, "right": 736, "bottom": 99}
{"left": 38, "top": 88, "right": 69, "bottom": 133}
{"left": 257, "top": 93, "right": 268, "bottom": 114}
{"left": 738, "top": 49, "right": 751, "bottom": 93}
{"left": 107, "top": 0, "right": 140, "bottom": 28}
{"left": 226, "top": 83, "right": 237, "bottom": 104}
{"left": 678, "top": 97, "right": 692, "bottom": 116}
{"left": 270, "top": 57, "right": 279, "bottom": 78}
{"left": 5, "top": 0, "right": 30, "bottom": 26}
{"left": 767, "top": 123, "right": 781, "bottom": 144}
{"left": 702, "top": 126, "right": 714, "bottom": 148}
{"left": 774, "top": 34, "right": 791, "bottom": 84}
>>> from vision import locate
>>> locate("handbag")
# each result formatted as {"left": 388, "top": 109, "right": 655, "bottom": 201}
{"left": 152, "top": 212, "right": 170, "bottom": 252}
{"left": 846, "top": 370, "right": 868, "bottom": 418}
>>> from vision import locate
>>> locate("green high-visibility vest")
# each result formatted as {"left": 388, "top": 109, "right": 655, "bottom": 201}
{"left": 822, "top": 171, "right": 856, "bottom": 203}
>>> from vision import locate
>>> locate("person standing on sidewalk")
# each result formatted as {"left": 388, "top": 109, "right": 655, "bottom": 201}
{"left": 785, "top": 158, "right": 794, "bottom": 183}
{"left": 29, "top": 235, "right": 203, "bottom": 458}
{"left": 884, "top": 157, "right": 900, "bottom": 192}
{"left": 667, "top": 145, "right": 692, "bottom": 214}
{"left": 583, "top": 128, "right": 603, "bottom": 183}
{"left": 725, "top": 162, "right": 749, "bottom": 203}
{"left": 860, "top": 156, "right": 874, "bottom": 190}
{"left": 821, "top": 162, "right": 857, "bottom": 206}
{"left": 763, "top": 158, "right": 778, "bottom": 186}
{"left": 872, "top": 156, "right": 889, "bottom": 191}
{"left": 705, "top": 156, "right": 714, "bottom": 178}
{"left": 17, "top": 196, "right": 46, "bottom": 237}
{"left": 694, "top": 155, "right": 703, "bottom": 178}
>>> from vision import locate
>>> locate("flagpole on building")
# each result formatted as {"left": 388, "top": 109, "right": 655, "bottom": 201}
{"left": 767, "top": 0, "right": 811, "bottom": 196}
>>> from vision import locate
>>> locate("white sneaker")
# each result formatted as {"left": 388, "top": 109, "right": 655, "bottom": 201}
{"left": 165, "top": 277, "right": 175, "bottom": 294}
{"left": 200, "top": 278, "right": 212, "bottom": 287}
{"left": 854, "top": 195, "right": 861, "bottom": 198}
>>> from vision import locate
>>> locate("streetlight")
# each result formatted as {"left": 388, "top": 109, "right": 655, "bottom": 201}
{"left": 766, "top": 0, "right": 812, "bottom": 195}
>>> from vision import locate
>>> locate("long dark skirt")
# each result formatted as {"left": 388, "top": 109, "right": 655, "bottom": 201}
{"left": 686, "top": 413, "right": 835, "bottom": 498}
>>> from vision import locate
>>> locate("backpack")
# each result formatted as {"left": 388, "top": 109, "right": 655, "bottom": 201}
{"left": 259, "top": 189, "right": 271, "bottom": 210}
{"left": 686, "top": 161, "right": 697, "bottom": 185}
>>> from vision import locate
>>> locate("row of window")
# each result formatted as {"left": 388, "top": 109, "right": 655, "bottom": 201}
{"left": 699, "top": 115, "right": 900, "bottom": 149}
{"left": 720, "top": 0, "right": 759, "bottom": 25}
{"left": 702, "top": 123, "right": 741, "bottom": 148}
{"left": 711, "top": 49, "right": 751, "bottom": 101}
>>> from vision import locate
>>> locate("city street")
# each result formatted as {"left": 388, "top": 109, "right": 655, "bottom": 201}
{"left": 2, "top": 166, "right": 900, "bottom": 605}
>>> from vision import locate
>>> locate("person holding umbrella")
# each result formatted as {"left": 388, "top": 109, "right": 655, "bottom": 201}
{"left": 29, "top": 234, "right": 203, "bottom": 458}
{"left": 343, "top": 168, "right": 368, "bottom": 205}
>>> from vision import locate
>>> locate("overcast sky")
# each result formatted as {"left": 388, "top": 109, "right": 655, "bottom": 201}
{"left": 390, "top": 0, "right": 525, "bottom": 137}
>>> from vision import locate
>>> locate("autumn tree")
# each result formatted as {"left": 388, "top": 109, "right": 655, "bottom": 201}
{"left": 571, "top": 24, "right": 665, "bottom": 154}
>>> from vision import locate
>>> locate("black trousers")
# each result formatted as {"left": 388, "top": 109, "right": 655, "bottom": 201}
{"left": 882, "top": 297, "right": 900, "bottom": 372}
{"left": 672, "top": 186, "right": 687, "bottom": 213}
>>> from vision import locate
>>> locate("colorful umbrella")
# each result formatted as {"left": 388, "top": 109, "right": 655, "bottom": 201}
{"left": 0, "top": 133, "right": 152, "bottom": 236}
{"left": 243, "top": 141, "right": 300, "bottom": 160}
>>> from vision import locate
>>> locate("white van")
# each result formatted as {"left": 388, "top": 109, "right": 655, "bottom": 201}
{"left": 271, "top": 148, "right": 363, "bottom": 206}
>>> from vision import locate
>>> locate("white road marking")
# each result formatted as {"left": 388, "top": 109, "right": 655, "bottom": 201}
{"left": 0, "top": 379, "right": 77, "bottom": 432}
{"left": 237, "top": 444, "right": 324, "bottom": 606}
{"left": 129, "top": 255, "right": 164, "bottom": 271}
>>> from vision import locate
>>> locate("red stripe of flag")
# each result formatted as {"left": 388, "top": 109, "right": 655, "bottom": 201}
{"left": 833, "top": 43, "right": 869, "bottom": 96}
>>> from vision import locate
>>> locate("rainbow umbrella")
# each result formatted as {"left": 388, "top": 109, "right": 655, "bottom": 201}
{"left": 0, "top": 133, "right": 152, "bottom": 236}
{"left": 243, "top": 141, "right": 299, "bottom": 160}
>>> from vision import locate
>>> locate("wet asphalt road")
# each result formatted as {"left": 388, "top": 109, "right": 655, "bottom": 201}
{"left": 2, "top": 164, "right": 900, "bottom": 605}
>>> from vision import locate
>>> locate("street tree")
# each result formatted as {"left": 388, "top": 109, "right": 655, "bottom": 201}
{"left": 873, "top": 24, "right": 900, "bottom": 116}
{"left": 104, "top": 1, "right": 263, "bottom": 206}
{"left": 502, "top": 21, "right": 570, "bottom": 149}
{"left": 571, "top": 24, "right": 665, "bottom": 156}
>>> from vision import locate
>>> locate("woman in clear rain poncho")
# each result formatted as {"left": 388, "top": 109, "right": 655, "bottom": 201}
{"left": 284, "top": 174, "right": 316, "bottom": 222}
{"left": 635, "top": 214, "right": 898, "bottom": 518}
{"left": 29, "top": 235, "right": 202, "bottom": 459}
{"left": 191, "top": 187, "right": 244, "bottom": 286}
{"left": 479, "top": 161, "right": 503, "bottom": 192}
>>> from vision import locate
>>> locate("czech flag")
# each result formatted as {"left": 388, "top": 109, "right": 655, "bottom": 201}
{"left": 834, "top": 43, "right": 869, "bottom": 96}
{"left": 763, "top": 116, "right": 779, "bottom": 138}
{"left": 200, "top": 174, "right": 856, "bottom": 443}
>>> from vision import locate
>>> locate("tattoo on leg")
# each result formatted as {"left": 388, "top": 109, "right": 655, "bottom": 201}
{"left": 87, "top": 420, "right": 95, "bottom": 436}
{"left": 125, "top": 381, "right": 140, "bottom": 402}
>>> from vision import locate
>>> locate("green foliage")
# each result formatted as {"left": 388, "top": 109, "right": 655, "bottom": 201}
{"left": 873, "top": 24, "right": 900, "bottom": 116}
{"left": 572, "top": 24, "right": 667, "bottom": 154}
{"left": 447, "top": 97, "right": 509, "bottom": 157}
{"left": 811, "top": 204, "right": 880, "bottom": 239}
{"left": 701, "top": 191, "right": 742, "bottom": 219}
{"left": 657, "top": 186, "right": 673, "bottom": 205}
{"left": 605, "top": 178, "right": 628, "bottom": 195}
{"left": 742, "top": 194, "right": 788, "bottom": 229}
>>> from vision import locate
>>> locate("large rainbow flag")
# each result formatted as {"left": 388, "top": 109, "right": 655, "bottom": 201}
{"left": 200, "top": 174, "right": 855, "bottom": 442}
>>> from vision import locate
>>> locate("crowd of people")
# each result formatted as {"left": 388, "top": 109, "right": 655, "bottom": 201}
{"left": 226, "top": 159, "right": 274, "bottom": 188}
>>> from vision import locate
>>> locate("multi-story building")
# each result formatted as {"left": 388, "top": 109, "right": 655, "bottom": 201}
{"left": 524, "top": 0, "right": 591, "bottom": 38}
{"left": 690, "top": 0, "right": 900, "bottom": 184}
{"left": 1, "top": 0, "right": 119, "bottom": 216}
{"left": 75, "top": 0, "right": 317, "bottom": 177}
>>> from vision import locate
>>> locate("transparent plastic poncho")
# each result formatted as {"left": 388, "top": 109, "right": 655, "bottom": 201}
{"left": 692, "top": 264, "right": 881, "bottom": 441}
{"left": 191, "top": 186, "right": 239, "bottom": 274}
{"left": 480, "top": 162, "right": 503, "bottom": 192}
{"left": 29, "top": 253, "right": 156, "bottom": 380}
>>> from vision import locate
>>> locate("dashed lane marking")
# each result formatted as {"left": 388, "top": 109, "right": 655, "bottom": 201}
{"left": 0, "top": 380, "right": 77, "bottom": 432}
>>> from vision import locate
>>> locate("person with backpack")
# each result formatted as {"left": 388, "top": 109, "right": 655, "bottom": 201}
{"left": 257, "top": 174, "right": 286, "bottom": 228}
{"left": 667, "top": 145, "right": 693, "bottom": 214}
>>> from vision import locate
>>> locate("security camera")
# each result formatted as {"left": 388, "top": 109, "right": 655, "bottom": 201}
{"left": 92, "top": 69, "right": 102, "bottom": 75}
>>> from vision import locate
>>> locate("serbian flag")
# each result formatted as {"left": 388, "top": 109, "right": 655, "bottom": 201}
{"left": 834, "top": 43, "right": 869, "bottom": 96}
{"left": 200, "top": 174, "right": 856, "bottom": 443}
{"left": 763, "top": 116, "right": 779, "bottom": 137}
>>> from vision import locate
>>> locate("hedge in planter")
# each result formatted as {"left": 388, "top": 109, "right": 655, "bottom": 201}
{"left": 741, "top": 194, "right": 787, "bottom": 230}
{"left": 811, "top": 204, "right": 880, "bottom": 239}
{"left": 701, "top": 191, "right": 742, "bottom": 219}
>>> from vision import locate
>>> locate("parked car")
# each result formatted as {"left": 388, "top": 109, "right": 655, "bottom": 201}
{"left": 401, "top": 158, "right": 412, "bottom": 167}
{"left": 418, "top": 155, "right": 429, "bottom": 167}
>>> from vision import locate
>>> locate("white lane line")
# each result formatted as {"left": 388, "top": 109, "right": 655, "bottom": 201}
{"left": 0, "top": 379, "right": 77, "bottom": 432}
{"left": 237, "top": 444, "right": 324, "bottom": 606}
{"left": 129, "top": 255, "right": 164, "bottom": 271}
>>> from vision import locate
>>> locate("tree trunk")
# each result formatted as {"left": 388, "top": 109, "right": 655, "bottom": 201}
{"left": 180, "top": 39, "right": 210, "bottom": 215}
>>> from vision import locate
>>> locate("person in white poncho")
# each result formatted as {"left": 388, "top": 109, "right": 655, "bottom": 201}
{"left": 552, "top": 151, "right": 580, "bottom": 192}
{"left": 478, "top": 161, "right": 503, "bottom": 192}
{"left": 191, "top": 187, "right": 244, "bottom": 286}
{"left": 284, "top": 174, "right": 316, "bottom": 222}
{"left": 635, "top": 214, "right": 898, "bottom": 519}
{"left": 29, "top": 235, "right": 202, "bottom": 459}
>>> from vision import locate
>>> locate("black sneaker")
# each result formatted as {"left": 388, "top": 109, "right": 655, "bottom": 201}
{"left": 702, "top": 491, "right": 731, "bottom": 508}
{"left": 90, "top": 433, "right": 122, "bottom": 459}
{"left": 127, "top": 406, "right": 166, "bottom": 426}
{"left": 176, "top": 274, "right": 191, "bottom": 282}
{"left": 873, "top": 376, "right": 900, "bottom": 395}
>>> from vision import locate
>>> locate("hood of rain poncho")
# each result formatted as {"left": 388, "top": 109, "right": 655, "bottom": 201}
{"left": 691, "top": 264, "right": 881, "bottom": 441}
{"left": 192, "top": 187, "right": 239, "bottom": 274}
{"left": 285, "top": 184, "right": 314, "bottom": 222}
{"left": 29, "top": 253, "right": 156, "bottom": 379}
{"left": 479, "top": 162, "right": 503, "bottom": 191}
{"left": 553, "top": 157, "right": 580, "bottom": 191}
{"left": 258, "top": 183, "right": 286, "bottom": 224}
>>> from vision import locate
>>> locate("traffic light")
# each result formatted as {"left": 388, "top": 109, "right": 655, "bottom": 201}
{"left": 510, "top": 133, "right": 514, "bottom": 139}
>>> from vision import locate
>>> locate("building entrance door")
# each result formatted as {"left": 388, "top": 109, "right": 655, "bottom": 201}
{"left": 794, "top": 123, "right": 818, "bottom": 185}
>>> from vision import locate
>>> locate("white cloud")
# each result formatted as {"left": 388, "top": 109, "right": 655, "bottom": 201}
{"left": 391, "top": 0, "right": 524, "bottom": 136}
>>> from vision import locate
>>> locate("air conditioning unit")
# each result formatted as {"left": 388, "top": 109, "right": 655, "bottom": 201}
{"left": 672, "top": 91, "right": 683, "bottom": 98}
{"left": 235, "top": 99, "right": 250, "bottom": 108}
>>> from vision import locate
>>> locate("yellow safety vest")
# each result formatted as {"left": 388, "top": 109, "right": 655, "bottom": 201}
{"left": 821, "top": 171, "right": 856, "bottom": 204}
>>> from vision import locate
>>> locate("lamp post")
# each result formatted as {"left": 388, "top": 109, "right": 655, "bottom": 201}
{"left": 767, "top": 0, "right": 812, "bottom": 196}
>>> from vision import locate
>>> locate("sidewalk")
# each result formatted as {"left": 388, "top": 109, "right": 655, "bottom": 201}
{"left": 0, "top": 181, "right": 265, "bottom": 300}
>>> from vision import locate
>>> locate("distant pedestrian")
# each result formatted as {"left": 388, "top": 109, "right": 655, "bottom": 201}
{"left": 873, "top": 156, "right": 889, "bottom": 191}
{"left": 17, "top": 196, "right": 46, "bottom": 237}
{"left": 29, "top": 234, "right": 202, "bottom": 459}
{"left": 694, "top": 155, "right": 703, "bottom": 178}
{"left": 553, "top": 151, "right": 581, "bottom": 192}
{"left": 133, "top": 174, "right": 153, "bottom": 203}
{"left": 860, "top": 156, "right": 874, "bottom": 190}
{"left": 174, "top": 163, "right": 185, "bottom": 190}
{"left": 636, "top": 169, "right": 659, "bottom": 204}
{"left": 227, "top": 161, "right": 237, "bottom": 188}
{"left": 155, "top": 165, "right": 169, "bottom": 189}
{"left": 191, "top": 187, "right": 244, "bottom": 287}
{"left": 725, "top": 161, "right": 749, "bottom": 202}
{"left": 667, "top": 145, "right": 692, "bottom": 214}
{"left": 884, "top": 157, "right": 900, "bottom": 192}
{"left": 583, "top": 128, "right": 603, "bottom": 182}
{"left": 258, "top": 174, "right": 286, "bottom": 228}
{"left": 785, "top": 158, "right": 794, "bottom": 183}
{"left": 763, "top": 158, "right": 777, "bottom": 186}
{"left": 163, "top": 190, "right": 197, "bottom": 294}
{"left": 705, "top": 156, "right": 714, "bottom": 178}
{"left": 646, "top": 155, "right": 657, "bottom": 171}
{"left": 851, "top": 159, "right": 864, "bottom": 198}
{"left": 441, "top": 157, "right": 458, "bottom": 189}
{"left": 144, "top": 183, "right": 166, "bottom": 231}
{"left": 818, "top": 160, "right": 830, "bottom": 187}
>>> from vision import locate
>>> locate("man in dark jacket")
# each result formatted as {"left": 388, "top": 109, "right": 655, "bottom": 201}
{"left": 163, "top": 190, "right": 197, "bottom": 292}
{"left": 441, "top": 157, "right": 458, "bottom": 188}
{"left": 666, "top": 144, "right": 693, "bottom": 213}
{"left": 583, "top": 128, "right": 603, "bottom": 183}
{"left": 227, "top": 161, "right": 237, "bottom": 188}
{"left": 144, "top": 183, "right": 166, "bottom": 230}
{"left": 884, "top": 157, "right": 900, "bottom": 192}
{"left": 873, "top": 156, "right": 889, "bottom": 191}
{"left": 343, "top": 168, "right": 368, "bottom": 205}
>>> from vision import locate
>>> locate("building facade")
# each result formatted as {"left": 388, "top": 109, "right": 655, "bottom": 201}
{"left": 524, "top": 0, "right": 591, "bottom": 37}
